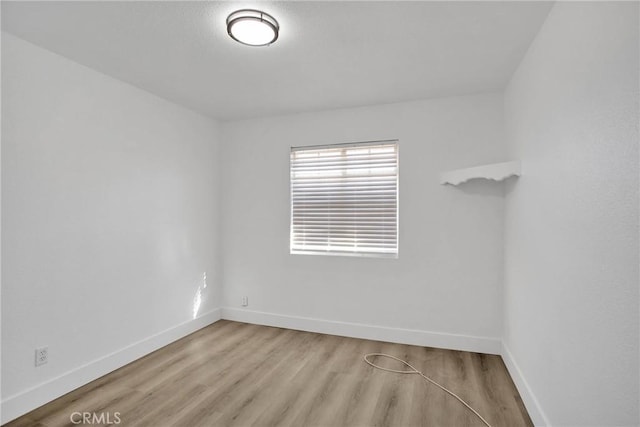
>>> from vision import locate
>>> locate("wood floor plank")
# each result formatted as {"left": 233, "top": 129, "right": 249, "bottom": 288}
{"left": 5, "top": 321, "right": 533, "bottom": 427}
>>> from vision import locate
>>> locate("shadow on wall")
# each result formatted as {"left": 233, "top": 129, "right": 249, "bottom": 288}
{"left": 453, "top": 179, "right": 511, "bottom": 197}
{"left": 502, "top": 176, "right": 520, "bottom": 198}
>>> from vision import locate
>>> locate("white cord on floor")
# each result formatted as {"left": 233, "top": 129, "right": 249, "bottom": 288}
{"left": 363, "top": 353, "right": 492, "bottom": 427}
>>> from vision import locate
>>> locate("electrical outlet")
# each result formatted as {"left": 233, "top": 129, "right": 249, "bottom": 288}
{"left": 241, "top": 296, "right": 248, "bottom": 307}
{"left": 35, "top": 346, "right": 48, "bottom": 366}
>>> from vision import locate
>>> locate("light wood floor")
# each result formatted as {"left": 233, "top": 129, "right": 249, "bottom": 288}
{"left": 6, "top": 320, "right": 532, "bottom": 427}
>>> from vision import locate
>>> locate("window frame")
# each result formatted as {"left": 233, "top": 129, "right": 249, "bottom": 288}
{"left": 289, "top": 139, "right": 399, "bottom": 259}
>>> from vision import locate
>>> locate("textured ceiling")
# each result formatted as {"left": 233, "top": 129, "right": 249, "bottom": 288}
{"left": 2, "top": 1, "right": 553, "bottom": 121}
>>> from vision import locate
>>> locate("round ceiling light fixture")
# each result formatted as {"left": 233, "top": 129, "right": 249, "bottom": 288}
{"left": 226, "top": 9, "right": 279, "bottom": 47}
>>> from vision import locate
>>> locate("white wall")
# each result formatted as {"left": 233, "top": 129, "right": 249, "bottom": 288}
{"left": 0, "top": 25, "right": 4, "bottom": 426}
{"left": 503, "top": 2, "right": 639, "bottom": 426}
{"left": 1, "top": 33, "right": 222, "bottom": 421}
{"left": 221, "top": 93, "right": 507, "bottom": 349}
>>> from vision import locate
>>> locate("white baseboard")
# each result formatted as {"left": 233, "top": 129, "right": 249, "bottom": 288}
{"left": 221, "top": 307, "right": 501, "bottom": 355}
{"left": 501, "top": 342, "right": 551, "bottom": 427}
{"left": 1, "top": 308, "right": 222, "bottom": 425}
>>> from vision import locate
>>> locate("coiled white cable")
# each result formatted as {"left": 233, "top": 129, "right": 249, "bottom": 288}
{"left": 363, "top": 353, "right": 492, "bottom": 427}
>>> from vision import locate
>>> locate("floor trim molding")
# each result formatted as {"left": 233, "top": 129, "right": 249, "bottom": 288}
{"left": 221, "top": 307, "right": 501, "bottom": 355}
{"left": 501, "top": 342, "right": 551, "bottom": 427}
{"left": 1, "top": 308, "right": 222, "bottom": 425}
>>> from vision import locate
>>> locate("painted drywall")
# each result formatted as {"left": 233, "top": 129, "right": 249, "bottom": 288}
{"left": 220, "top": 93, "right": 507, "bottom": 346}
{"left": 503, "top": 2, "right": 639, "bottom": 426}
{"left": 1, "top": 33, "right": 222, "bottom": 420}
{"left": 0, "top": 25, "right": 3, "bottom": 426}
{"left": 1, "top": 2, "right": 553, "bottom": 120}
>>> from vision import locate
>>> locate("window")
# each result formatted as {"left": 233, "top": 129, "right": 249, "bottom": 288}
{"left": 290, "top": 140, "right": 399, "bottom": 257}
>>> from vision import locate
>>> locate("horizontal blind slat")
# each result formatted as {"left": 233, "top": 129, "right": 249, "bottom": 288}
{"left": 290, "top": 141, "right": 398, "bottom": 256}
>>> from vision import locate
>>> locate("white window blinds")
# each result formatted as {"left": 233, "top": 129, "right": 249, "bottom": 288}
{"left": 290, "top": 140, "right": 398, "bottom": 257}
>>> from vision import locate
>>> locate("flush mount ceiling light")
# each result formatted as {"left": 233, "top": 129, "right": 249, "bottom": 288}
{"left": 226, "top": 9, "right": 279, "bottom": 47}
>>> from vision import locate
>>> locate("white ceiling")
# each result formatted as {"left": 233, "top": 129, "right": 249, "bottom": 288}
{"left": 2, "top": 1, "right": 553, "bottom": 121}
